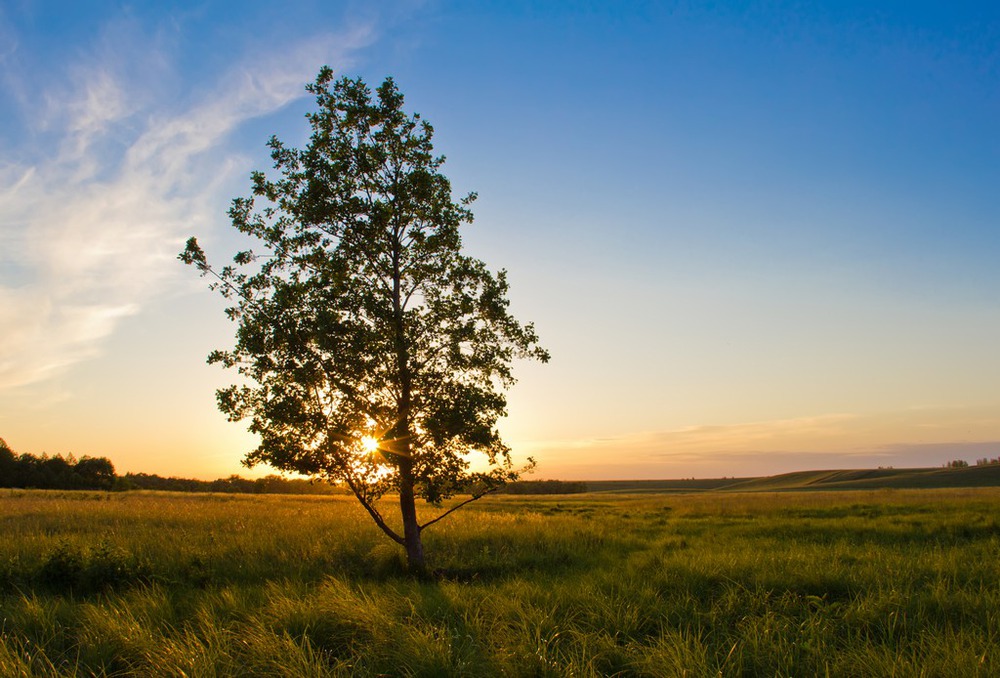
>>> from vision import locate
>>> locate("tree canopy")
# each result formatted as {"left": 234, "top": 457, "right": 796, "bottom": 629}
{"left": 181, "top": 68, "right": 547, "bottom": 570}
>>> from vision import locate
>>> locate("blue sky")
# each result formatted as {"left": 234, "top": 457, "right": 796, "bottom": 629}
{"left": 1, "top": 1, "right": 998, "bottom": 479}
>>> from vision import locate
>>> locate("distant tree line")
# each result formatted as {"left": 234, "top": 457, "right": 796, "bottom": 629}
{"left": 944, "top": 457, "right": 1000, "bottom": 469}
{"left": 0, "top": 438, "right": 116, "bottom": 490}
{"left": 499, "top": 480, "right": 588, "bottom": 494}
{"left": 0, "top": 437, "right": 342, "bottom": 493}
{"left": 1, "top": 438, "right": 581, "bottom": 495}
{"left": 119, "top": 472, "right": 342, "bottom": 495}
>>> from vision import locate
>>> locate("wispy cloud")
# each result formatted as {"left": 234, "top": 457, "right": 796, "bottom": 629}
{"left": 0, "top": 20, "right": 374, "bottom": 390}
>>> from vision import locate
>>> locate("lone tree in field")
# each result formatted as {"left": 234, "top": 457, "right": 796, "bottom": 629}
{"left": 181, "top": 68, "right": 548, "bottom": 571}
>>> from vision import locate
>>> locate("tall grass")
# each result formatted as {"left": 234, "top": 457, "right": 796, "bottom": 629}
{"left": 2, "top": 489, "right": 998, "bottom": 676}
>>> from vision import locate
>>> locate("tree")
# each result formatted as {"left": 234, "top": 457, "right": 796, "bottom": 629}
{"left": 181, "top": 68, "right": 548, "bottom": 571}
{"left": 75, "top": 456, "right": 117, "bottom": 490}
{"left": 0, "top": 438, "right": 16, "bottom": 488}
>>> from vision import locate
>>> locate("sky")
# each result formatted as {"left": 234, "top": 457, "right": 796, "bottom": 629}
{"left": 1, "top": 0, "right": 998, "bottom": 480}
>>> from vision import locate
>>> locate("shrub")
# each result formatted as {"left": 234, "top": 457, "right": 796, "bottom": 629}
{"left": 36, "top": 541, "right": 150, "bottom": 594}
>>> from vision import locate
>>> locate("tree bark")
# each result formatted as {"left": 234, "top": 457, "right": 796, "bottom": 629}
{"left": 398, "top": 459, "right": 425, "bottom": 572}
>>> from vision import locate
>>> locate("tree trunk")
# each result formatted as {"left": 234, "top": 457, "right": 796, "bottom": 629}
{"left": 391, "top": 227, "right": 424, "bottom": 573}
{"left": 398, "top": 460, "right": 425, "bottom": 573}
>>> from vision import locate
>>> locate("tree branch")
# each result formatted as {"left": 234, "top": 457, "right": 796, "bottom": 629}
{"left": 344, "top": 475, "right": 405, "bottom": 544}
{"left": 419, "top": 487, "right": 499, "bottom": 531}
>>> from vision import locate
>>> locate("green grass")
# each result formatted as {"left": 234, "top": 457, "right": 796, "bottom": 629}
{"left": 584, "top": 478, "right": 753, "bottom": 493}
{"left": 2, "top": 489, "right": 999, "bottom": 676}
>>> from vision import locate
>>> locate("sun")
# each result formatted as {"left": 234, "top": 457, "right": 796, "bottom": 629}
{"left": 361, "top": 436, "right": 380, "bottom": 453}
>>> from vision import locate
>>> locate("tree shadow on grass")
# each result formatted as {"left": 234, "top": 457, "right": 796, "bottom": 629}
{"left": 331, "top": 534, "right": 600, "bottom": 585}
{"left": 426, "top": 550, "right": 580, "bottom": 584}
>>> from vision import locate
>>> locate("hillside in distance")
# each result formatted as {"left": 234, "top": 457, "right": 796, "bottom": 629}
{"left": 584, "top": 464, "right": 1000, "bottom": 494}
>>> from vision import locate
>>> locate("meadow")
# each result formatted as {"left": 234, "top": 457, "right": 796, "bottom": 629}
{"left": 1, "top": 488, "right": 998, "bottom": 676}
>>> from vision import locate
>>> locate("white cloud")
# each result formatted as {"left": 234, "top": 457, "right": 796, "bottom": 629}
{"left": 0, "top": 22, "right": 374, "bottom": 390}
{"left": 66, "top": 69, "right": 132, "bottom": 148}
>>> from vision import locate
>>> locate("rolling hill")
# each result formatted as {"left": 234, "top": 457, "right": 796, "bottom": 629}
{"left": 584, "top": 464, "right": 1000, "bottom": 493}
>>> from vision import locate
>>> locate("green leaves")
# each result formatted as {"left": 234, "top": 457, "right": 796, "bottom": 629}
{"left": 178, "top": 237, "right": 207, "bottom": 272}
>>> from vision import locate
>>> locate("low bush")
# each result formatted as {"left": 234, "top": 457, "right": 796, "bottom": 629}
{"left": 37, "top": 541, "right": 150, "bottom": 594}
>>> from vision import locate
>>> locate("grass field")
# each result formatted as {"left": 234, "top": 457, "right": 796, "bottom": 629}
{"left": 2, "top": 488, "right": 999, "bottom": 676}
